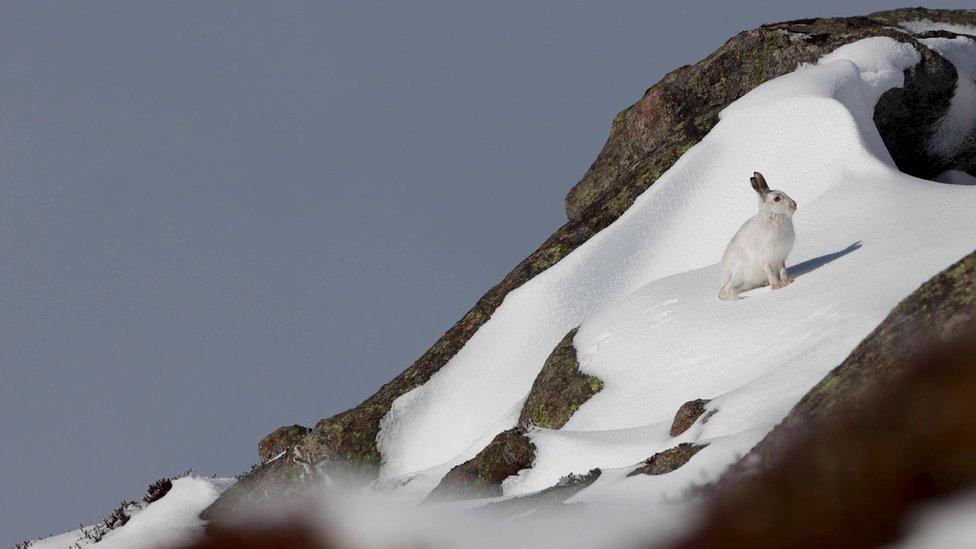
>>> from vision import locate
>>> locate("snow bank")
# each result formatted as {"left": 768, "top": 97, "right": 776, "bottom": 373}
{"left": 899, "top": 19, "right": 976, "bottom": 36}
{"left": 920, "top": 36, "right": 976, "bottom": 161}
{"left": 376, "top": 34, "right": 976, "bottom": 506}
{"left": 376, "top": 37, "right": 927, "bottom": 480}
{"left": 899, "top": 490, "right": 976, "bottom": 548}
{"left": 29, "top": 476, "right": 234, "bottom": 549}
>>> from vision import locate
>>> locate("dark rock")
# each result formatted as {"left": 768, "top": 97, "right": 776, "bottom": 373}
{"left": 672, "top": 300, "right": 976, "bottom": 547}
{"left": 201, "top": 452, "right": 308, "bottom": 522}
{"left": 258, "top": 425, "right": 310, "bottom": 464}
{"left": 873, "top": 41, "right": 957, "bottom": 179}
{"left": 518, "top": 328, "right": 603, "bottom": 429}
{"left": 669, "top": 399, "right": 711, "bottom": 437}
{"left": 482, "top": 468, "right": 601, "bottom": 517}
{"left": 425, "top": 427, "right": 536, "bottom": 502}
{"left": 627, "top": 443, "right": 707, "bottom": 477}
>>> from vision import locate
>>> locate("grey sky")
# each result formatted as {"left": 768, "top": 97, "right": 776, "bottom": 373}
{"left": 1, "top": 1, "right": 969, "bottom": 544}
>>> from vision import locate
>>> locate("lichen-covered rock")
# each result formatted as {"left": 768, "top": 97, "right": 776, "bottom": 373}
{"left": 669, "top": 399, "right": 712, "bottom": 437}
{"left": 258, "top": 425, "right": 310, "bottom": 464}
{"left": 425, "top": 427, "right": 536, "bottom": 502}
{"left": 518, "top": 328, "right": 603, "bottom": 429}
{"left": 565, "top": 9, "right": 970, "bottom": 220}
{"left": 627, "top": 443, "right": 707, "bottom": 477}
{"left": 204, "top": 8, "right": 976, "bottom": 519}
{"left": 201, "top": 452, "right": 308, "bottom": 522}
{"left": 673, "top": 306, "right": 976, "bottom": 547}
{"left": 748, "top": 249, "right": 976, "bottom": 466}
{"left": 482, "top": 468, "right": 601, "bottom": 516}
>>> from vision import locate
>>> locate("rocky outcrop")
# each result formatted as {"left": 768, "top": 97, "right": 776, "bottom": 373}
{"left": 482, "top": 469, "right": 601, "bottom": 516}
{"left": 672, "top": 252, "right": 976, "bottom": 546}
{"left": 627, "top": 443, "right": 707, "bottom": 477}
{"left": 201, "top": 452, "right": 306, "bottom": 522}
{"left": 518, "top": 328, "right": 603, "bottom": 429}
{"left": 424, "top": 427, "right": 536, "bottom": 502}
{"left": 426, "top": 328, "right": 601, "bottom": 499}
{"left": 204, "top": 8, "right": 976, "bottom": 519}
{"left": 565, "top": 9, "right": 970, "bottom": 220}
{"left": 258, "top": 425, "right": 310, "bottom": 464}
{"left": 669, "top": 399, "right": 712, "bottom": 437}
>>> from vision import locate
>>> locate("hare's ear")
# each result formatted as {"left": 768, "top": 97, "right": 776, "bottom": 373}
{"left": 750, "top": 171, "right": 770, "bottom": 198}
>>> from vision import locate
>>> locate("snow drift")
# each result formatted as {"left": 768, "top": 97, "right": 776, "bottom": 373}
{"left": 375, "top": 34, "right": 976, "bottom": 508}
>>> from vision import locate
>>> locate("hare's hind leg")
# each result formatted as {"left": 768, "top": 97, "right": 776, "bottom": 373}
{"left": 719, "top": 270, "right": 741, "bottom": 301}
{"left": 779, "top": 262, "right": 793, "bottom": 285}
{"left": 765, "top": 262, "right": 786, "bottom": 290}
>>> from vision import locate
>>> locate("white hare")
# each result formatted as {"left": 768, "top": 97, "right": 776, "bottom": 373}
{"left": 719, "top": 172, "right": 797, "bottom": 300}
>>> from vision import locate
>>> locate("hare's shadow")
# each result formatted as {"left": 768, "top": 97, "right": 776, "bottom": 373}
{"left": 791, "top": 241, "right": 862, "bottom": 278}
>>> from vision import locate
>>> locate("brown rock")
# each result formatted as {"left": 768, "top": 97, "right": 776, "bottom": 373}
{"left": 518, "top": 328, "right": 604, "bottom": 429}
{"left": 672, "top": 315, "right": 976, "bottom": 548}
{"left": 669, "top": 399, "right": 711, "bottom": 437}
{"left": 482, "top": 468, "right": 602, "bottom": 517}
{"left": 425, "top": 427, "right": 536, "bottom": 502}
{"left": 627, "top": 443, "right": 707, "bottom": 477}
{"left": 257, "top": 425, "right": 310, "bottom": 464}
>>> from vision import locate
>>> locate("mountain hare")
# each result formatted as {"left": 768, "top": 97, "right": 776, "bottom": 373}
{"left": 719, "top": 172, "right": 797, "bottom": 300}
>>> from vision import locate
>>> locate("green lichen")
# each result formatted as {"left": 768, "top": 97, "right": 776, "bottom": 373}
{"left": 519, "top": 328, "right": 604, "bottom": 430}
{"left": 426, "top": 427, "right": 536, "bottom": 501}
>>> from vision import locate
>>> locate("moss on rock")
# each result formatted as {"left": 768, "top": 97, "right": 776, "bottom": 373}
{"left": 258, "top": 425, "right": 310, "bottom": 464}
{"left": 425, "top": 427, "right": 536, "bottom": 502}
{"left": 482, "top": 468, "right": 602, "bottom": 517}
{"left": 518, "top": 328, "right": 604, "bottom": 429}
{"left": 669, "top": 399, "right": 712, "bottom": 437}
{"left": 628, "top": 443, "right": 708, "bottom": 477}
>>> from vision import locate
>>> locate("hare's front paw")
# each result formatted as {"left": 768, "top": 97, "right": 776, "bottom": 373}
{"left": 771, "top": 280, "right": 787, "bottom": 290}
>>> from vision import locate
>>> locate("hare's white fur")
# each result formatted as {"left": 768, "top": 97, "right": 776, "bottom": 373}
{"left": 719, "top": 172, "right": 797, "bottom": 300}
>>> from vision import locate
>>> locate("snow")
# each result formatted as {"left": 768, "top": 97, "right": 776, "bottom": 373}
{"left": 817, "top": 37, "right": 921, "bottom": 108}
{"left": 28, "top": 476, "right": 234, "bottom": 549}
{"left": 899, "top": 19, "right": 976, "bottom": 37}
{"left": 376, "top": 37, "right": 928, "bottom": 479}
{"left": 937, "top": 169, "right": 976, "bottom": 185}
{"left": 898, "top": 490, "right": 976, "bottom": 548}
{"left": 376, "top": 34, "right": 976, "bottom": 511}
{"left": 920, "top": 36, "right": 976, "bottom": 161}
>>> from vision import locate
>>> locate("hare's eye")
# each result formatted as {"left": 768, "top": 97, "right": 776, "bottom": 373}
{"left": 773, "top": 196, "right": 781, "bottom": 202}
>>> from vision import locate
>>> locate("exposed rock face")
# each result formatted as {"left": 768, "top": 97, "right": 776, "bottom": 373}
{"left": 518, "top": 328, "right": 603, "bottom": 429}
{"left": 482, "top": 469, "right": 601, "bottom": 516}
{"left": 258, "top": 425, "right": 310, "bottom": 464}
{"left": 426, "top": 328, "right": 601, "bottom": 500}
{"left": 672, "top": 252, "right": 976, "bottom": 547}
{"left": 669, "top": 399, "right": 711, "bottom": 437}
{"left": 201, "top": 453, "right": 306, "bottom": 522}
{"left": 204, "top": 8, "right": 976, "bottom": 519}
{"left": 627, "top": 443, "right": 707, "bottom": 477}
{"left": 873, "top": 32, "right": 958, "bottom": 179}
{"left": 424, "top": 427, "right": 536, "bottom": 502}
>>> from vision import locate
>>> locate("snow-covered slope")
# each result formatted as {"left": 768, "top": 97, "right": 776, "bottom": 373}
{"left": 24, "top": 20, "right": 976, "bottom": 549}
{"left": 375, "top": 35, "right": 976, "bottom": 506}
{"left": 27, "top": 476, "right": 233, "bottom": 549}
